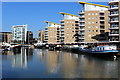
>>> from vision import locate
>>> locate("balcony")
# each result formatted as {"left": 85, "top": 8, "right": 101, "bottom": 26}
{"left": 79, "top": 33, "right": 84, "bottom": 35}
{"left": 100, "top": 19, "right": 105, "bottom": 22}
{"left": 79, "top": 15, "right": 85, "bottom": 18}
{"left": 109, "top": 32, "right": 119, "bottom": 36}
{"left": 109, "top": 11, "right": 119, "bottom": 17}
{"left": 100, "top": 24, "right": 104, "bottom": 26}
{"left": 79, "top": 11, "right": 84, "bottom": 14}
{"left": 79, "top": 20, "right": 85, "bottom": 22}
{"left": 79, "top": 24, "right": 85, "bottom": 26}
{"left": 100, "top": 28, "right": 105, "bottom": 30}
{"left": 109, "top": 36, "right": 119, "bottom": 42}
{"left": 61, "top": 29, "right": 64, "bottom": 32}
{"left": 109, "top": 0, "right": 118, "bottom": 5}
{"left": 109, "top": 19, "right": 119, "bottom": 23}
{"left": 100, "top": 15, "right": 104, "bottom": 17}
{"left": 79, "top": 37, "right": 84, "bottom": 39}
{"left": 61, "top": 32, "right": 64, "bottom": 34}
{"left": 109, "top": 13, "right": 119, "bottom": 17}
{"left": 75, "top": 23, "right": 79, "bottom": 26}
{"left": 109, "top": 5, "right": 118, "bottom": 10}
{"left": 61, "top": 24, "right": 64, "bottom": 26}
{"left": 109, "top": 26, "right": 119, "bottom": 29}
{"left": 79, "top": 28, "right": 85, "bottom": 31}
{"left": 60, "top": 20, "right": 64, "bottom": 22}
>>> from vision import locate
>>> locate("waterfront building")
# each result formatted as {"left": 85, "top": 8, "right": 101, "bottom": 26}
{"left": 12, "top": 25, "right": 27, "bottom": 44}
{"left": 78, "top": 2, "right": 109, "bottom": 43}
{"left": 59, "top": 12, "right": 80, "bottom": 44}
{"left": 44, "top": 21, "right": 61, "bottom": 44}
{"left": 108, "top": 0, "right": 120, "bottom": 42}
{"left": 0, "top": 32, "right": 12, "bottom": 43}
{"left": 26, "top": 31, "right": 33, "bottom": 44}
{"left": 38, "top": 30, "right": 45, "bottom": 43}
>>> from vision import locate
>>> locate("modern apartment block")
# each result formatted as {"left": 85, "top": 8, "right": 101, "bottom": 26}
{"left": 108, "top": 0, "right": 120, "bottom": 42}
{"left": 78, "top": 2, "right": 109, "bottom": 43}
{"left": 38, "top": 30, "right": 45, "bottom": 42}
{"left": 59, "top": 12, "right": 80, "bottom": 44}
{"left": 0, "top": 32, "right": 12, "bottom": 43}
{"left": 44, "top": 21, "right": 61, "bottom": 44}
{"left": 26, "top": 31, "right": 33, "bottom": 44}
{"left": 12, "top": 25, "right": 27, "bottom": 43}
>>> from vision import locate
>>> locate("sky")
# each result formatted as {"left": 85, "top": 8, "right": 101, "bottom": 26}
{"left": 2, "top": 2, "right": 108, "bottom": 38}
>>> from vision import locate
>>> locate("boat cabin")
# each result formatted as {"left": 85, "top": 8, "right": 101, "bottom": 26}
{"left": 94, "top": 46, "right": 117, "bottom": 51}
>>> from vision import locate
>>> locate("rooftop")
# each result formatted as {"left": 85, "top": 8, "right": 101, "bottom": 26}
{"left": 44, "top": 21, "right": 60, "bottom": 25}
{"left": 59, "top": 12, "right": 79, "bottom": 17}
{"left": 78, "top": 1, "right": 109, "bottom": 8}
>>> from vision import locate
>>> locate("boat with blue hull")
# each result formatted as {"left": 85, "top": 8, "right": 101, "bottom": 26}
{"left": 79, "top": 45, "right": 119, "bottom": 56}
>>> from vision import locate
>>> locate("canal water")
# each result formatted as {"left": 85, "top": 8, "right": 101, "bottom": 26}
{"left": 1, "top": 47, "right": 119, "bottom": 78}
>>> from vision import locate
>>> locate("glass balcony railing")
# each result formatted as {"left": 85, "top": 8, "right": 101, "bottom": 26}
{"left": 110, "top": 25, "right": 119, "bottom": 29}
{"left": 110, "top": 19, "right": 119, "bottom": 21}
{"left": 109, "top": 0, "right": 118, "bottom": 2}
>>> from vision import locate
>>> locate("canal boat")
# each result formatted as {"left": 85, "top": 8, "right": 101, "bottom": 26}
{"left": 79, "top": 45, "right": 119, "bottom": 56}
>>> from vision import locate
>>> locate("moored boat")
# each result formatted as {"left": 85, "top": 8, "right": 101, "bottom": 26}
{"left": 79, "top": 45, "right": 119, "bottom": 56}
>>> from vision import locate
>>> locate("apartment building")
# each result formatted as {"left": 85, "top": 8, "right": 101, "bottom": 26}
{"left": 0, "top": 32, "right": 12, "bottom": 43}
{"left": 44, "top": 21, "right": 61, "bottom": 44}
{"left": 78, "top": 2, "right": 109, "bottom": 43}
{"left": 38, "top": 30, "right": 45, "bottom": 42}
{"left": 26, "top": 31, "right": 33, "bottom": 44}
{"left": 108, "top": 0, "right": 120, "bottom": 42}
{"left": 12, "top": 25, "right": 27, "bottom": 43}
{"left": 59, "top": 12, "right": 80, "bottom": 44}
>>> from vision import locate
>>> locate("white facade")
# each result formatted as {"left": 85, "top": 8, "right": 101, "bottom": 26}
{"left": 47, "top": 23, "right": 61, "bottom": 28}
{"left": 12, "top": 25, "right": 27, "bottom": 43}
{"left": 63, "top": 15, "right": 79, "bottom": 20}
{"left": 84, "top": 4, "right": 108, "bottom": 11}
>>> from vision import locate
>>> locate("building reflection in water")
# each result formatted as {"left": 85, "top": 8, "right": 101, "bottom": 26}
{"left": 2, "top": 47, "right": 33, "bottom": 68}
{"left": 2, "top": 49, "right": 118, "bottom": 78}
{"left": 12, "top": 47, "right": 27, "bottom": 68}
{"left": 38, "top": 49, "right": 118, "bottom": 78}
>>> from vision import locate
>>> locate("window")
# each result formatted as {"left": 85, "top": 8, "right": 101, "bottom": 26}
{"left": 88, "top": 30, "right": 90, "bottom": 32}
{"left": 96, "top": 22, "right": 98, "bottom": 23}
{"left": 88, "top": 13, "right": 91, "bottom": 15}
{"left": 88, "top": 26, "right": 91, "bottom": 28}
{"left": 92, "top": 13, "right": 94, "bottom": 15}
{"left": 88, "top": 22, "right": 91, "bottom": 24}
{"left": 96, "top": 26, "right": 98, "bottom": 28}
{"left": 88, "top": 35, "right": 91, "bottom": 37}
{"left": 95, "top": 13, "right": 98, "bottom": 15}
{"left": 96, "top": 30, "right": 98, "bottom": 32}
{"left": 88, "top": 17, "right": 90, "bottom": 19}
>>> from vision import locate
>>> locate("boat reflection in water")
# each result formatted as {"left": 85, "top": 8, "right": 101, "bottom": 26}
{"left": 2, "top": 48, "right": 119, "bottom": 78}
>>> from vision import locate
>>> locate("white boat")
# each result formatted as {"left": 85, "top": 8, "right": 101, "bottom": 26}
{"left": 34, "top": 41, "right": 46, "bottom": 48}
{"left": 79, "top": 45, "right": 119, "bottom": 56}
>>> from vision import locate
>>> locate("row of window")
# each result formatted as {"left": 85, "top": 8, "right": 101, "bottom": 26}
{"left": 88, "top": 13, "right": 98, "bottom": 15}
{"left": 88, "top": 30, "right": 98, "bottom": 32}
{"left": 88, "top": 26, "right": 99, "bottom": 28}
{"left": 88, "top": 21, "right": 98, "bottom": 24}
{"left": 88, "top": 17, "right": 98, "bottom": 20}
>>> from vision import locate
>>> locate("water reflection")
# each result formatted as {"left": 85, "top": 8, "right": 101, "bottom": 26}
{"left": 2, "top": 48, "right": 119, "bottom": 78}
{"left": 2, "top": 47, "right": 33, "bottom": 68}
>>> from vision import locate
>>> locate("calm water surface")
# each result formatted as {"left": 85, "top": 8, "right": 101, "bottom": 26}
{"left": 1, "top": 47, "right": 119, "bottom": 78}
